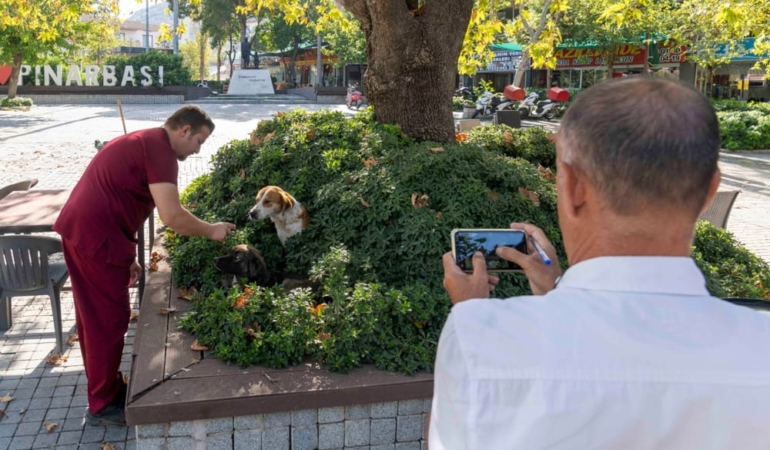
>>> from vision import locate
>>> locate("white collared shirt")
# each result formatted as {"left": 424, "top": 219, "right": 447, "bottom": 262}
{"left": 430, "top": 256, "right": 770, "bottom": 450}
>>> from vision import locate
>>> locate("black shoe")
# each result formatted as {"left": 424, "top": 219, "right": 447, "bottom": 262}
{"left": 86, "top": 404, "right": 126, "bottom": 427}
{"left": 112, "top": 376, "right": 128, "bottom": 407}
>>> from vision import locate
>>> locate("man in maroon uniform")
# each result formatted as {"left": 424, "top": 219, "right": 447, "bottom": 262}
{"left": 54, "top": 105, "right": 236, "bottom": 426}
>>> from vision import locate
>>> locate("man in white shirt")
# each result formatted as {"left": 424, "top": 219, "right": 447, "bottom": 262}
{"left": 430, "top": 77, "right": 770, "bottom": 450}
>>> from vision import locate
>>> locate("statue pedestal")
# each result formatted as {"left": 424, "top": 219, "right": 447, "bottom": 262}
{"left": 227, "top": 70, "right": 274, "bottom": 95}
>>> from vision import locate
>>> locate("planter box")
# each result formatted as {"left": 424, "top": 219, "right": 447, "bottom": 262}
{"left": 127, "top": 235, "right": 434, "bottom": 448}
{"left": 462, "top": 106, "right": 476, "bottom": 119}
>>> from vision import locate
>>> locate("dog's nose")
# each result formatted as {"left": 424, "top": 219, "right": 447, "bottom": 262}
{"left": 249, "top": 210, "right": 258, "bottom": 219}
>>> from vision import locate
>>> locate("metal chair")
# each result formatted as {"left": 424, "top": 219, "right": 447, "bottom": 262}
{"left": 722, "top": 298, "right": 770, "bottom": 314}
{"left": 0, "top": 179, "right": 39, "bottom": 201}
{"left": 0, "top": 235, "right": 68, "bottom": 353}
{"left": 698, "top": 190, "right": 740, "bottom": 229}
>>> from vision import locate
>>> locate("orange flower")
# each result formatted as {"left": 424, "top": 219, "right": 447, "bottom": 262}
{"left": 243, "top": 287, "right": 254, "bottom": 296}
{"left": 234, "top": 295, "right": 249, "bottom": 309}
{"left": 455, "top": 132, "right": 468, "bottom": 142}
{"left": 309, "top": 303, "right": 327, "bottom": 316}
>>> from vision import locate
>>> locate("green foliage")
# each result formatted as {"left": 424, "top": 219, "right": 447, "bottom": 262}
{"left": 102, "top": 51, "right": 191, "bottom": 87}
{"left": 170, "top": 109, "right": 562, "bottom": 373}
{"left": 717, "top": 111, "right": 770, "bottom": 151}
{"left": 462, "top": 125, "right": 557, "bottom": 169}
{"left": 693, "top": 221, "right": 770, "bottom": 300}
{"left": 452, "top": 96, "right": 465, "bottom": 111}
{"left": 0, "top": 96, "right": 33, "bottom": 108}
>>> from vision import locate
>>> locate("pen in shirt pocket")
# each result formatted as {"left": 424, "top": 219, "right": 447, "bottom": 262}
{"left": 529, "top": 235, "right": 551, "bottom": 266}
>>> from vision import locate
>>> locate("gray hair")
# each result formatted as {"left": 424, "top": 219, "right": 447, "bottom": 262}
{"left": 558, "top": 77, "right": 720, "bottom": 216}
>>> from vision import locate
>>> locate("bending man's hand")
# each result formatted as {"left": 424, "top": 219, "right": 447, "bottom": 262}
{"left": 442, "top": 252, "right": 500, "bottom": 305}
{"left": 128, "top": 260, "right": 142, "bottom": 287}
{"left": 208, "top": 222, "right": 236, "bottom": 242}
{"left": 495, "top": 222, "right": 562, "bottom": 295}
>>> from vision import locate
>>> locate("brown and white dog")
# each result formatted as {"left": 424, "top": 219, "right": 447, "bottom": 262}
{"left": 214, "top": 245, "right": 274, "bottom": 289}
{"left": 248, "top": 185, "right": 308, "bottom": 245}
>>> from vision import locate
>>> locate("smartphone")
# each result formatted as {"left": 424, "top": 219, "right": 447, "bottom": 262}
{"left": 451, "top": 228, "right": 528, "bottom": 272}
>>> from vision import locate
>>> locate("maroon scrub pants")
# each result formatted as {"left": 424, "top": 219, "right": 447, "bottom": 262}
{"left": 62, "top": 238, "right": 130, "bottom": 414}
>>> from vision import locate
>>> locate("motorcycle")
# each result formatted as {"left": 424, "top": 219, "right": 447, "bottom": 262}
{"left": 472, "top": 90, "right": 517, "bottom": 119}
{"left": 455, "top": 86, "right": 476, "bottom": 102}
{"left": 346, "top": 84, "right": 366, "bottom": 110}
{"left": 517, "top": 91, "right": 561, "bottom": 121}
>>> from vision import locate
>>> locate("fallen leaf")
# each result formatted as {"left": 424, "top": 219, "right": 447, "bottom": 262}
{"left": 191, "top": 340, "right": 209, "bottom": 351}
{"left": 276, "top": 111, "right": 284, "bottom": 117}
{"left": 455, "top": 132, "right": 468, "bottom": 142}
{"left": 0, "top": 394, "right": 12, "bottom": 403}
{"left": 18, "top": 409, "right": 25, "bottom": 415}
{"left": 359, "top": 197, "right": 371, "bottom": 208}
{"left": 435, "top": 211, "right": 443, "bottom": 219}
{"left": 249, "top": 131, "right": 262, "bottom": 146}
{"left": 504, "top": 131, "right": 513, "bottom": 144}
{"left": 309, "top": 303, "right": 327, "bottom": 317}
{"left": 177, "top": 286, "right": 198, "bottom": 300}
{"left": 66, "top": 333, "right": 78, "bottom": 346}
{"left": 150, "top": 252, "right": 164, "bottom": 263}
{"left": 148, "top": 261, "right": 159, "bottom": 272}
{"left": 102, "top": 443, "right": 117, "bottom": 450}
{"left": 262, "top": 371, "right": 279, "bottom": 383}
{"left": 488, "top": 191, "right": 500, "bottom": 202}
{"left": 45, "top": 353, "right": 67, "bottom": 367}
{"left": 411, "top": 193, "right": 429, "bottom": 209}
{"left": 123, "top": 374, "right": 130, "bottom": 384}
{"left": 363, "top": 157, "right": 378, "bottom": 168}
{"left": 318, "top": 332, "right": 331, "bottom": 342}
{"left": 44, "top": 422, "right": 58, "bottom": 433}
{"left": 306, "top": 129, "right": 314, "bottom": 140}
{"left": 245, "top": 327, "right": 259, "bottom": 338}
{"left": 130, "top": 310, "right": 139, "bottom": 321}
{"left": 159, "top": 307, "right": 177, "bottom": 315}
{"left": 239, "top": 169, "right": 246, "bottom": 179}
{"left": 429, "top": 147, "right": 444, "bottom": 153}
{"left": 234, "top": 295, "right": 249, "bottom": 309}
{"left": 264, "top": 131, "right": 276, "bottom": 143}
{"left": 537, "top": 164, "right": 556, "bottom": 182}
{"left": 518, "top": 187, "right": 541, "bottom": 207}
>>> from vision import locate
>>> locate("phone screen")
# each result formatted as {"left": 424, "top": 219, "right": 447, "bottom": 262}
{"left": 453, "top": 229, "right": 528, "bottom": 272}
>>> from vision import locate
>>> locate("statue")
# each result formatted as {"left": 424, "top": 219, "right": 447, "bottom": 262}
{"left": 241, "top": 37, "right": 251, "bottom": 69}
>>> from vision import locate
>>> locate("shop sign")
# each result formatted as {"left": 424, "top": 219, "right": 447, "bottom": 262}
{"left": 0, "top": 64, "right": 165, "bottom": 87}
{"left": 481, "top": 50, "right": 522, "bottom": 72}
{"left": 554, "top": 43, "right": 686, "bottom": 68}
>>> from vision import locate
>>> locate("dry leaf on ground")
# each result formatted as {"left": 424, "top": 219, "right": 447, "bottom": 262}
{"left": 429, "top": 147, "right": 444, "bottom": 153}
{"left": 318, "top": 332, "right": 331, "bottom": 342}
{"left": 537, "top": 164, "right": 556, "bottom": 182}
{"left": 504, "top": 131, "right": 513, "bottom": 143}
{"left": 0, "top": 394, "right": 12, "bottom": 403}
{"left": 363, "top": 157, "right": 378, "bottom": 168}
{"left": 191, "top": 340, "right": 209, "bottom": 351}
{"left": 18, "top": 409, "right": 25, "bottom": 415}
{"left": 66, "top": 333, "right": 78, "bottom": 346}
{"left": 45, "top": 353, "right": 67, "bottom": 367}
{"left": 518, "top": 187, "right": 541, "bottom": 207}
{"left": 150, "top": 252, "right": 164, "bottom": 263}
{"left": 159, "top": 307, "right": 177, "bottom": 315}
{"left": 359, "top": 197, "right": 371, "bottom": 208}
{"left": 123, "top": 374, "right": 130, "bottom": 384}
{"left": 488, "top": 191, "right": 500, "bottom": 202}
{"left": 101, "top": 443, "right": 117, "bottom": 450}
{"left": 148, "top": 261, "right": 159, "bottom": 271}
{"left": 130, "top": 310, "right": 139, "bottom": 321}
{"left": 44, "top": 422, "right": 58, "bottom": 433}
{"left": 411, "top": 193, "right": 429, "bottom": 209}
{"left": 177, "top": 287, "right": 198, "bottom": 300}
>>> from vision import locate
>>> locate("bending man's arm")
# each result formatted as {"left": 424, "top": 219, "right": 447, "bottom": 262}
{"left": 150, "top": 182, "right": 235, "bottom": 241}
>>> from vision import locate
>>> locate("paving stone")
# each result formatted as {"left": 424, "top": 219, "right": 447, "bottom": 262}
{"left": 44, "top": 407, "right": 68, "bottom": 421}
{"left": 262, "top": 427, "right": 289, "bottom": 450}
{"left": 19, "top": 409, "right": 46, "bottom": 423}
{"left": 5, "top": 399, "right": 30, "bottom": 413}
{"left": 0, "top": 425, "right": 16, "bottom": 438}
{"left": 52, "top": 385, "right": 75, "bottom": 397}
{"left": 422, "top": 399, "right": 432, "bottom": 414}
{"left": 26, "top": 398, "right": 50, "bottom": 411}
{"left": 11, "top": 389, "right": 34, "bottom": 401}
{"left": 345, "top": 405, "right": 371, "bottom": 420}
{"left": 136, "top": 437, "right": 167, "bottom": 450}
{"left": 168, "top": 421, "right": 193, "bottom": 437}
{"left": 396, "top": 442, "right": 421, "bottom": 450}
{"left": 318, "top": 407, "right": 344, "bottom": 424}
{"left": 36, "top": 378, "right": 58, "bottom": 388}
{"left": 291, "top": 409, "right": 317, "bottom": 427}
{"left": 234, "top": 414, "right": 263, "bottom": 430}
{"left": 136, "top": 423, "right": 166, "bottom": 438}
{"left": 8, "top": 435, "right": 34, "bottom": 450}
{"left": 69, "top": 395, "right": 88, "bottom": 407}
{"left": 234, "top": 430, "right": 261, "bottom": 450}
{"left": 80, "top": 426, "right": 105, "bottom": 443}
{"left": 49, "top": 396, "right": 71, "bottom": 409}
{"left": 0, "top": 438, "right": 9, "bottom": 450}
{"left": 371, "top": 402, "right": 397, "bottom": 419}
{"left": 60, "top": 418, "right": 85, "bottom": 432}
{"left": 205, "top": 417, "right": 233, "bottom": 434}
{"left": 32, "top": 432, "right": 59, "bottom": 449}
{"left": 345, "top": 419, "right": 370, "bottom": 447}
{"left": 13, "top": 423, "right": 41, "bottom": 437}
{"left": 55, "top": 430, "right": 82, "bottom": 445}
{"left": 396, "top": 415, "right": 422, "bottom": 442}
{"left": 15, "top": 379, "right": 38, "bottom": 390}
{"left": 397, "top": 400, "right": 423, "bottom": 416}
{"left": 318, "top": 422, "right": 344, "bottom": 450}
{"left": 104, "top": 426, "right": 128, "bottom": 441}
{"left": 291, "top": 426, "right": 317, "bottom": 450}
{"left": 370, "top": 418, "right": 396, "bottom": 445}
{"left": 169, "top": 437, "right": 194, "bottom": 450}
{"left": 264, "top": 412, "right": 290, "bottom": 428}
{"left": 372, "top": 445, "right": 396, "bottom": 450}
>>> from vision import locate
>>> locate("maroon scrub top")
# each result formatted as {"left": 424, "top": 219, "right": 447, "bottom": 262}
{"left": 54, "top": 127, "right": 178, "bottom": 266}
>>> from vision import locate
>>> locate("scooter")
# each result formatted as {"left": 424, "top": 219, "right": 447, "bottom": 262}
{"left": 455, "top": 86, "right": 476, "bottom": 102}
{"left": 346, "top": 84, "right": 365, "bottom": 109}
{"left": 472, "top": 90, "right": 516, "bottom": 119}
{"left": 517, "top": 92, "right": 560, "bottom": 121}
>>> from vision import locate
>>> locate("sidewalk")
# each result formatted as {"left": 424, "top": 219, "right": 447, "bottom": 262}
{"left": 0, "top": 104, "right": 769, "bottom": 450}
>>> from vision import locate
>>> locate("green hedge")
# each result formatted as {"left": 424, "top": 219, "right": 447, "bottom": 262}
{"left": 0, "top": 97, "right": 33, "bottom": 108}
{"left": 712, "top": 99, "right": 770, "bottom": 150}
{"left": 169, "top": 110, "right": 769, "bottom": 375}
{"left": 101, "top": 51, "right": 190, "bottom": 87}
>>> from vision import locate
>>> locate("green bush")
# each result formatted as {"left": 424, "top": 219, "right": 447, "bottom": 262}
{"left": 452, "top": 96, "right": 465, "bottom": 111}
{"left": 101, "top": 51, "right": 190, "bottom": 87}
{"left": 693, "top": 221, "right": 770, "bottom": 299}
{"left": 462, "top": 124, "right": 556, "bottom": 169}
{"left": 0, "top": 97, "right": 33, "bottom": 108}
{"left": 169, "top": 109, "right": 562, "bottom": 373}
{"left": 718, "top": 110, "right": 770, "bottom": 150}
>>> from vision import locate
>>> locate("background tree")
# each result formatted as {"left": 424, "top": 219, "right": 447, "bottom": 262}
{"left": 258, "top": 11, "right": 315, "bottom": 83}
{"left": 0, "top": 0, "right": 119, "bottom": 99}
{"left": 180, "top": 28, "right": 212, "bottom": 82}
{"left": 316, "top": 8, "right": 366, "bottom": 69}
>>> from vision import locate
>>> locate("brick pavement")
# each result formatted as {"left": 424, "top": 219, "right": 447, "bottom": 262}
{"left": 0, "top": 104, "right": 769, "bottom": 449}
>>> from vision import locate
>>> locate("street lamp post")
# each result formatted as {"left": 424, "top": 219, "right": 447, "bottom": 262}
{"left": 173, "top": 0, "right": 179, "bottom": 55}
{"left": 145, "top": 0, "right": 150, "bottom": 52}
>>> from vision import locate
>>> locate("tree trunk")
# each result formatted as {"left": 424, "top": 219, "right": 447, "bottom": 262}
{"left": 217, "top": 44, "right": 222, "bottom": 82}
{"left": 7, "top": 52, "right": 23, "bottom": 100}
{"left": 513, "top": 49, "right": 530, "bottom": 87}
{"left": 199, "top": 31, "right": 207, "bottom": 82}
{"left": 290, "top": 35, "right": 300, "bottom": 85}
{"left": 340, "top": 0, "right": 475, "bottom": 142}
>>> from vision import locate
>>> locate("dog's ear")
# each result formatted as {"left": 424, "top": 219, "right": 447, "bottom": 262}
{"left": 256, "top": 186, "right": 269, "bottom": 202}
{"left": 246, "top": 247, "right": 271, "bottom": 286}
{"left": 279, "top": 190, "right": 296, "bottom": 213}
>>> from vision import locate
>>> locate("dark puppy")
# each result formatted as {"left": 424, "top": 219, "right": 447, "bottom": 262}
{"left": 214, "top": 245, "right": 274, "bottom": 289}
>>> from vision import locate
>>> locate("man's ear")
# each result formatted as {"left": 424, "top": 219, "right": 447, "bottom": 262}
{"left": 557, "top": 160, "right": 589, "bottom": 219}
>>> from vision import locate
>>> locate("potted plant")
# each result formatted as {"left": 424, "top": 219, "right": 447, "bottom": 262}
{"left": 462, "top": 100, "right": 477, "bottom": 119}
